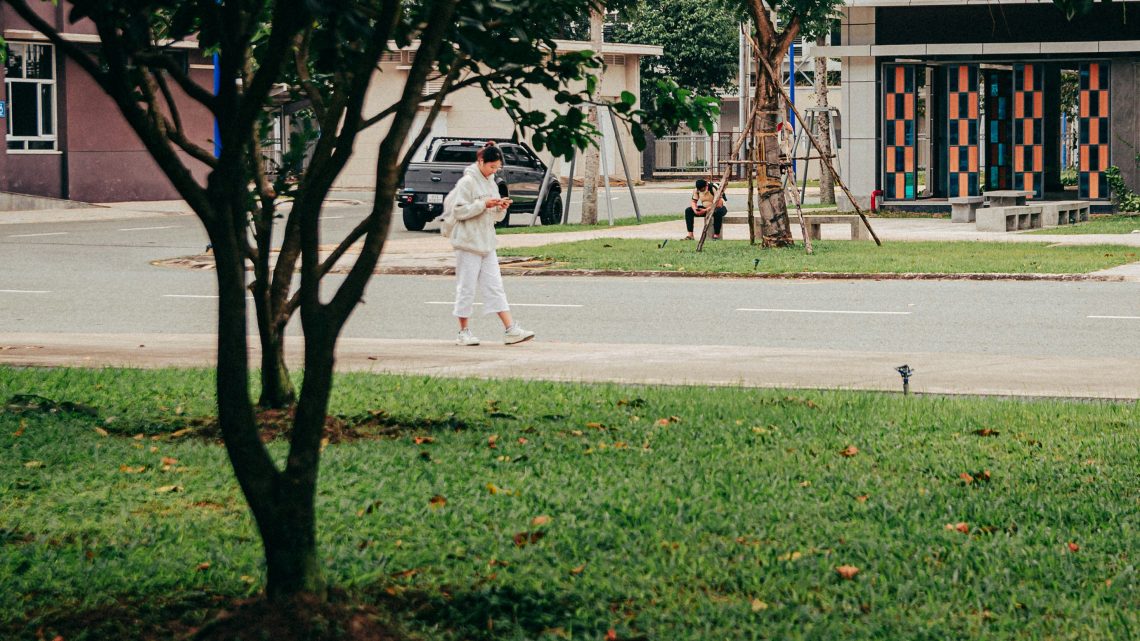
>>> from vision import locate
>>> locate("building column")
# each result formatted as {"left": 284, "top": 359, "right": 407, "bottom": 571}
{"left": 837, "top": 6, "right": 876, "bottom": 211}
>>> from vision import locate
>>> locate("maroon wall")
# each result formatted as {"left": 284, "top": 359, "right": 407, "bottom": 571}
{"left": 2, "top": 4, "right": 213, "bottom": 202}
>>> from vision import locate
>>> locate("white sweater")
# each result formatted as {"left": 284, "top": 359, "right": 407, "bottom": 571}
{"left": 441, "top": 163, "right": 507, "bottom": 256}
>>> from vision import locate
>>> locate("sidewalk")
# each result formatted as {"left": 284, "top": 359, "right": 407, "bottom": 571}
{"left": 2, "top": 332, "right": 1137, "bottom": 400}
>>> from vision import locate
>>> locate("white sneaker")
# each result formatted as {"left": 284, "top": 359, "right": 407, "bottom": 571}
{"left": 456, "top": 328, "right": 480, "bottom": 346}
{"left": 503, "top": 324, "right": 535, "bottom": 345}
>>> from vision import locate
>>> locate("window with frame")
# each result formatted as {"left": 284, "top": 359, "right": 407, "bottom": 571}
{"left": 5, "top": 42, "right": 57, "bottom": 151}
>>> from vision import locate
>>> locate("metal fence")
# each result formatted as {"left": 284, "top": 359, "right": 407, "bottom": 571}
{"left": 651, "top": 133, "right": 743, "bottom": 179}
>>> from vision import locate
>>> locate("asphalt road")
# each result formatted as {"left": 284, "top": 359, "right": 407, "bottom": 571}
{"left": 2, "top": 210, "right": 1139, "bottom": 362}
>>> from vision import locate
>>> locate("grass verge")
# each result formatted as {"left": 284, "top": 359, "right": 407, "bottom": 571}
{"left": 1, "top": 367, "right": 1138, "bottom": 640}
{"left": 499, "top": 238, "right": 1138, "bottom": 275}
{"left": 1026, "top": 214, "right": 1140, "bottom": 235}
{"left": 499, "top": 214, "right": 676, "bottom": 235}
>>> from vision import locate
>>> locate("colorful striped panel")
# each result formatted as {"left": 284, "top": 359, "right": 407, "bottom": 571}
{"left": 945, "top": 64, "right": 979, "bottom": 198}
{"left": 1012, "top": 64, "right": 1044, "bottom": 198}
{"left": 1079, "top": 62, "right": 1110, "bottom": 200}
{"left": 986, "top": 70, "right": 1013, "bottom": 192}
{"left": 883, "top": 64, "right": 917, "bottom": 200}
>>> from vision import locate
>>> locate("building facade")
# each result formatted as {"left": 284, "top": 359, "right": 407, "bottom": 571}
{"left": 2, "top": 4, "right": 215, "bottom": 203}
{"left": 816, "top": 0, "right": 1140, "bottom": 210}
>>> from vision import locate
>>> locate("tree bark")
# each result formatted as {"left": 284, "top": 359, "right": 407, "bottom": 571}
{"left": 754, "top": 37, "right": 793, "bottom": 247}
{"left": 580, "top": 7, "right": 604, "bottom": 225}
{"left": 813, "top": 36, "right": 835, "bottom": 206}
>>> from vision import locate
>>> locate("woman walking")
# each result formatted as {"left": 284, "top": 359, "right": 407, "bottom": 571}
{"left": 441, "top": 142, "right": 535, "bottom": 346}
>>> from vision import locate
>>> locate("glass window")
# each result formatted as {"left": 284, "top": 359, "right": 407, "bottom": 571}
{"left": 433, "top": 145, "right": 479, "bottom": 164}
{"left": 5, "top": 42, "right": 57, "bottom": 152}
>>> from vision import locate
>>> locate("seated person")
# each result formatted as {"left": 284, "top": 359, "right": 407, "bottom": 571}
{"left": 683, "top": 178, "right": 728, "bottom": 240}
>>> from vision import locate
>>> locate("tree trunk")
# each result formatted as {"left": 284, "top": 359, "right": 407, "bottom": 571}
{"left": 755, "top": 45, "right": 794, "bottom": 247}
{"left": 813, "top": 36, "right": 835, "bottom": 206}
{"left": 580, "top": 7, "right": 604, "bottom": 225}
{"left": 257, "top": 328, "right": 295, "bottom": 409}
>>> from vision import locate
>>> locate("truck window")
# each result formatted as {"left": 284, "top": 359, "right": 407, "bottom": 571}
{"left": 433, "top": 145, "right": 480, "bottom": 164}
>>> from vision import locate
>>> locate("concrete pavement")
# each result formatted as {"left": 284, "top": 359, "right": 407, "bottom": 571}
{"left": 2, "top": 332, "right": 1138, "bottom": 400}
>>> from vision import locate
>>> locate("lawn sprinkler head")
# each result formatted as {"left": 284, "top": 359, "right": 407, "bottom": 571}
{"left": 753, "top": 258, "right": 760, "bottom": 270}
{"left": 658, "top": 239, "right": 669, "bottom": 249}
{"left": 895, "top": 364, "right": 914, "bottom": 395}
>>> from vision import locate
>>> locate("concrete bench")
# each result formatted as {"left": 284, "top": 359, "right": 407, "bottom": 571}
{"left": 722, "top": 212, "right": 870, "bottom": 240}
{"left": 984, "top": 190, "right": 1034, "bottom": 208}
{"left": 949, "top": 196, "right": 985, "bottom": 223}
{"left": 1040, "top": 200, "right": 1091, "bottom": 227}
{"left": 975, "top": 205, "right": 1043, "bottom": 232}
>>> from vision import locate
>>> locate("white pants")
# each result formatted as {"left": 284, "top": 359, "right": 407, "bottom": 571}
{"left": 453, "top": 249, "right": 510, "bottom": 318}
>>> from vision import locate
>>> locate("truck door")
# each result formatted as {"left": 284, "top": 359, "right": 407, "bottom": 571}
{"left": 501, "top": 145, "right": 542, "bottom": 210}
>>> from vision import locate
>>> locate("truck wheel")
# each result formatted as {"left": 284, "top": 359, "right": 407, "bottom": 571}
{"left": 540, "top": 194, "right": 563, "bottom": 226}
{"left": 402, "top": 207, "right": 427, "bottom": 232}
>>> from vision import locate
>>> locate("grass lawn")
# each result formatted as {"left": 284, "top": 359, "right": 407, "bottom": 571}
{"left": 1026, "top": 214, "right": 1140, "bottom": 235}
{"left": 498, "top": 238, "right": 1139, "bottom": 275}
{"left": 499, "top": 214, "right": 676, "bottom": 235}
{"left": 1, "top": 367, "right": 1138, "bottom": 640}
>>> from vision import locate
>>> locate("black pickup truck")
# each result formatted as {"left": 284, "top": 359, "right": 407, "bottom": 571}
{"left": 396, "top": 137, "right": 563, "bottom": 231}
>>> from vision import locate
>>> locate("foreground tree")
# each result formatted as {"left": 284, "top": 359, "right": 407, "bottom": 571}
{"left": 4, "top": 0, "right": 714, "bottom": 600}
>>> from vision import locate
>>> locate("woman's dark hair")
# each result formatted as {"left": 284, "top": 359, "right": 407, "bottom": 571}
{"left": 477, "top": 141, "right": 502, "bottom": 163}
{"left": 695, "top": 179, "right": 708, "bottom": 190}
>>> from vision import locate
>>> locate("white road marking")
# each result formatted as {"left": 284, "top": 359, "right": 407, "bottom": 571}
{"left": 322, "top": 216, "right": 346, "bottom": 220}
{"left": 163, "top": 294, "right": 254, "bottom": 300}
{"left": 0, "top": 289, "right": 51, "bottom": 294}
{"left": 1088, "top": 315, "right": 1140, "bottom": 320}
{"left": 425, "top": 301, "right": 582, "bottom": 308}
{"left": 119, "top": 225, "right": 181, "bottom": 232}
{"left": 736, "top": 308, "right": 912, "bottom": 316}
{"left": 8, "top": 232, "right": 67, "bottom": 238}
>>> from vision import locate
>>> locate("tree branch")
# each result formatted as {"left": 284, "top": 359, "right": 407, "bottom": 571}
{"left": 135, "top": 52, "right": 219, "bottom": 112}
{"left": 293, "top": 27, "right": 327, "bottom": 121}
{"left": 397, "top": 54, "right": 466, "bottom": 171}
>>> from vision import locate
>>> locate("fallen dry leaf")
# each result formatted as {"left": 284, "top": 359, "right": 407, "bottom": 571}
{"left": 655, "top": 418, "right": 670, "bottom": 427}
{"left": 606, "top": 629, "right": 618, "bottom": 641}
{"left": 799, "top": 480, "right": 812, "bottom": 487}
{"left": 569, "top": 563, "right": 586, "bottom": 575}
{"left": 120, "top": 465, "right": 147, "bottom": 474}
{"left": 486, "top": 483, "right": 499, "bottom": 495}
{"left": 960, "top": 472, "right": 975, "bottom": 484}
{"left": 1068, "top": 542, "right": 1080, "bottom": 553}
{"left": 945, "top": 522, "right": 970, "bottom": 534}
{"left": 413, "top": 436, "right": 435, "bottom": 445}
{"left": 161, "top": 457, "right": 178, "bottom": 466}
{"left": 855, "top": 494, "right": 870, "bottom": 503}
{"left": 585, "top": 422, "right": 605, "bottom": 430}
{"left": 195, "top": 562, "right": 211, "bottom": 572}
{"left": 93, "top": 427, "right": 109, "bottom": 437}
{"left": 974, "top": 428, "right": 1000, "bottom": 437}
{"left": 487, "top": 435, "right": 499, "bottom": 449}
{"left": 777, "top": 551, "right": 803, "bottom": 562}
{"left": 429, "top": 495, "right": 447, "bottom": 508}
{"left": 839, "top": 446, "right": 859, "bottom": 458}
{"left": 155, "top": 485, "right": 183, "bottom": 494}
{"left": 750, "top": 598, "right": 769, "bottom": 612}
{"left": 512, "top": 531, "right": 545, "bottom": 547}
{"left": 23, "top": 460, "right": 45, "bottom": 469}
{"left": 170, "top": 428, "right": 194, "bottom": 438}
{"left": 569, "top": 430, "right": 584, "bottom": 437}
{"left": 531, "top": 515, "right": 551, "bottom": 527}
{"left": 517, "top": 437, "right": 528, "bottom": 445}
{"left": 835, "top": 565, "right": 860, "bottom": 580}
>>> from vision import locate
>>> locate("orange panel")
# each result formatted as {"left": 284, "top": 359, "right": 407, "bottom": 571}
{"left": 959, "top": 66, "right": 968, "bottom": 90}
{"left": 968, "top": 94, "right": 978, "bottom": 119}
{"left": 1100, "top": 91, "right": 1109, "bottom": 117}
{"left": 1090, "top": 119, "right": 1099, "bottom": 143}
{"left": 1080, "top": 91, "right": 1089, "bottom": 118}
{"left": 904, "top": 94, "right": 914, "bottom": 119}
{"left": 968, "top": 146, "right": 979, "bottom": 172}
{"left": 895, "top": 66, "right": 905, "bottom": 90}
{"left": 949, "top": 147, "right": 959, "bottom": 168}
{"left": 1100, "top": 146, "right": 1109, "bottom": 167}
{"left": 959, "top": 120, "right": 968, "bottom": 143}
{"left": 886, "top": 97, "right": 895, "bottom": 121}
{"left": 949, "top": 96, "right": 959, "bottom": 120}
{"left": 1034, "top": 92, "right": 1043, "bottom": 118}
{"left": 1034, "top": 146, "right": 1043, "bottom": 170}
{"left": 1080, "top": 145, "right": 1090, "bottom": 169}
{"left": 1014, "top": 94, "right": 1024, "bottom": 119}
{"left": 886, "top": 150, "right": 896, "bottom": 173}
{"left": 1024, "top": 173, "right": 1034, "bottom": 196}
{"left": 896, "top": 174, "right": 905, "bottom": 197}
{"left": 958, "top": 174, "right": 967, "bottom": 196}
{"left": 1014, "top": 149, "right": 1024, "bottom": 172}
{"left": 1024, "top": 65, "right": 1034, "bottom": 92}
{"left": 1090, "top": 64, "right": 1100, "bottom": 90}
{"left": 1023, "top": 120, "right": 1033, "bottom": 145}
{"left": 896, "top": 121, "right": 905, "bottom": 143}
{"left": 904, "top": 146, "right": 914, "bottom": 172}
{"left": 1089, "top": 177, "right": 1100, "bottom": 199}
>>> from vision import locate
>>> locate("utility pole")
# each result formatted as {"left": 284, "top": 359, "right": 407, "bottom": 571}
{"left": 580, "top": 6, "right": 604, "bottom": 225}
